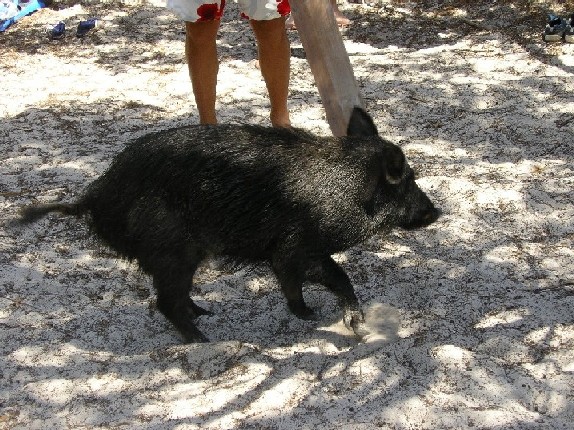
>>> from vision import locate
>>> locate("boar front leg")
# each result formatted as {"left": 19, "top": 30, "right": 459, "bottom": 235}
{"left": 307, "top": 256, "right": 370, "bottom": 338}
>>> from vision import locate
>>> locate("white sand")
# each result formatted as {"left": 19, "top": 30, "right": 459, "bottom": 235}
{"left": 1, "top": 1, "right": 573, "bottom": 428}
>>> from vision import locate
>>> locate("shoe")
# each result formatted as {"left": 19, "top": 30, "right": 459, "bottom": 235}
{"left": 543, "top": 13, "right": 566, "bottom": 42}
{"left": 565, "top": 13, "right": 574, "bottom": 43}
{"left": 76, "top": 18, "right": 97, "bottom": 37}
{"left": 49, "top": 21, "right": 65, "bottom": 40}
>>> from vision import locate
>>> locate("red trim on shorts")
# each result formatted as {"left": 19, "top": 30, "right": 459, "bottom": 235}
{"left": 197, "top": 0, "right": 226, "bottom": 21}
{"left": 277, "top": 0, "right": 290, "bottom": 16}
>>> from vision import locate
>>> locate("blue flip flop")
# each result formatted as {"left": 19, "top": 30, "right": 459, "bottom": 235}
{"left": 49, "top": 21, "right": 65, "bottom": 40}
{"left": 543, "top": 13, "right": 567, "bottom": 42}
{"left": 76, "top": 17, "right": 97, "bottom": 38}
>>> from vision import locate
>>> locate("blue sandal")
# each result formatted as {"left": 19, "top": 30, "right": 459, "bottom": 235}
{"left": 49, "top": 20, "right": 65, "bottom": 40}
{"left": 76, "top": 18, "right": 97, "bottom": 38}
{"left": 544, "top": 13, "right": 566, "bottom": 42}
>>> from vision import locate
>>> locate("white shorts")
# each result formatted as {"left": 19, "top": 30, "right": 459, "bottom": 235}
{"left": 166, "top": 0, "right": 291, "bottom": 22}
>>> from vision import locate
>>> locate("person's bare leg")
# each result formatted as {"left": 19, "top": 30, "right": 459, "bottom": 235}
{"left": 250, "top": 18, "right": 291, "bottom": 128}
{"left": 185, "top": 20, "right": 220, "bottom": 125}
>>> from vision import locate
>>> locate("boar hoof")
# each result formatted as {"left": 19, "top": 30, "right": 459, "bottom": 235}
{"left": 289, "top": 302, "right": 318, "bottom": 321}
{"left": 180, "top": 303, "right": 211, "bottom": 342}
{"left": 163, "top": 300, "right": 211, "bottom": 343}
{"left": 181, "top": 327, "right": 209, "bottom": 344}
{"left": 344, "top": 308, "right": 370, "bottom": 338}
{"left": 190, "top": 302, "right": 213, "bottom": 317}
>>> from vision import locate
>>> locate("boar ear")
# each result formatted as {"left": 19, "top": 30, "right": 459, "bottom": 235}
{"left": 346, "top": 107, "right": 378, "bottom": 137}
{"left": 384, "top": 145, "right": 406, "bottom": 184}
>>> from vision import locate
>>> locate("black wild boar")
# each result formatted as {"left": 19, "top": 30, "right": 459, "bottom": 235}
{"left": 19, "top": 108, "right": 439, "bottom": 343}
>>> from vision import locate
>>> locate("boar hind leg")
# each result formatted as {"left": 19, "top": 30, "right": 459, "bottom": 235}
{"left": 128, "top": 199, "right": 209, "bottom": 342}
{"left": 149, "top": 244, "right": 211, "bottom": 343}
{"left": 308, "top": 256, "right": 369, "bottom": 338}
{"left": 151, "top": 246, "right": 211, "bottom": 343}
{"left": 271, "top": 250, "right": 316, "bottom": 320}
{"left": 154, "top": 271, "right": 210, "bottom": 344}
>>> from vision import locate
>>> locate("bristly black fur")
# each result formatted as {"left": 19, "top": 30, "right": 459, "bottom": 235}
{"left": 18, "top": 107, "right": 439, "bottom": 343}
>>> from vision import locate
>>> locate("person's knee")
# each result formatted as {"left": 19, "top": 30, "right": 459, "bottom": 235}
{"left": 185, "top": 20, "right": 220, "bottom": 46}
{"left": 251, "top": 18, "right": 289, "bottom": 52}
{"left": 251, "top": 17, "right": 287, "bottom": 37}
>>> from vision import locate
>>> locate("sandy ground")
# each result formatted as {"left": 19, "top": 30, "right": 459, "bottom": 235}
{"left": 1, "top": 0, "right": 574, "bottom": 428}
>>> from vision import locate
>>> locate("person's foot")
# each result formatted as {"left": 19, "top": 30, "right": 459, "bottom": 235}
{"left": 270, "top": 110, "right": 291, "bottom": 128}
{"left": 333, "top": 10, "right": 351, "bottom": 26}
{"left": 285, "top": 14, "right": 296, "bottom": 30}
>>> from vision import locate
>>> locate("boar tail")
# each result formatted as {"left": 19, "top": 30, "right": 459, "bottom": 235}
{"left": 19, "top": 202, "right": 86, "bottom": 224}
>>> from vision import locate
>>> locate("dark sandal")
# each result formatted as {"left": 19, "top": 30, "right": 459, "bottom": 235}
{"left": 49, "top": 21, "right": 65, "bottom": 40}
{"left": 76, "top": 18, "right": 97, "bottom": 38}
